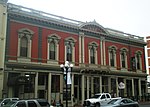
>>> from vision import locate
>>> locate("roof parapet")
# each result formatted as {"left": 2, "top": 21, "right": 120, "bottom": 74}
{"left": 7, "top": 3, "right": 145, "bottom": 42}
{"left": 7, "top": 3, "right": 84, "bottom": 26}
{"left": 106, "top": 28, "right": 144, "bottom": 41}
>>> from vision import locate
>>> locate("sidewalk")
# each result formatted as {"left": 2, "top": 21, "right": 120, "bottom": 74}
{"left": 139, "top": 101, "right": 150, "bottom": 105}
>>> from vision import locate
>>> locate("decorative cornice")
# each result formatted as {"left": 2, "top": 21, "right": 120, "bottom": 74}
{"left": 7, "top": 3, "right": 146, "bottom": 47}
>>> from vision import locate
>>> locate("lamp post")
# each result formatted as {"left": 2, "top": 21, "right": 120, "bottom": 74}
{"left": 60, "top": 61, "right": 73, "bottom": 107}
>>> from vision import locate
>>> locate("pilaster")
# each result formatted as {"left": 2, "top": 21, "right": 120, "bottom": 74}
{"left": 81, "top": 75, "right": 85, "bottom": 104}
{"left": 34, "top": 72, "right": 38, "bottom": 98}
{"left": 0, "top": 0, "right": 8, "bottom": 98}
{"left": 132, "top": 78, "right": 135, "bottom": 96}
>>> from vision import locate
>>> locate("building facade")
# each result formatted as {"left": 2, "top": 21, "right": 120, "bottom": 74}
{"left": 0, "top": 1, "right": 148, "bottom": 106}
{"left": 145, "top": 36, "right": 150, "bottom": 93}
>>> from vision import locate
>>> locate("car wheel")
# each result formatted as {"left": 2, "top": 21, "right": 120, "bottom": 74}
{"left": 95, "top": 103, "right": 100, "bottom": 107}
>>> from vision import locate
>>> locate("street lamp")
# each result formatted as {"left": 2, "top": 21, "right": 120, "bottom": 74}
{"left": 60, "top": 61, "right": 73, "bottom": 107}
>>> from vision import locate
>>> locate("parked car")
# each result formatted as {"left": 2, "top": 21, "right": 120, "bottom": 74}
{"left": 83, "top": 93, "right": 121, "bottom": 107}
{"left": 3, "top": 99, "right": 53, "bottom": 107}
{"left": 101, "top": 98, "right": 139, "bottom": 107}
{"left": 0, "top": 98, "right": 19, "bottom": 107}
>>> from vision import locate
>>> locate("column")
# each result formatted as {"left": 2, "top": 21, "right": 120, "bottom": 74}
{"left": 91, "top": 77, "right": 94, "bottom": 96}
{"left": 123, "top": 79, "right": 127, "bottom": 97}
{"left": 71, "top": 74, "right": 74, "bottom": 106}
{"left": 34, "top": 72, "right": 38, "bottom": 98}
{"left": 99, "top": 76, "right": 102, "bottom": 93}
{"left": 138, "top": 79, "right": 141, "bottom": 100}
{"left": 81, "top": 75, "right": 85, "bottom": 104}
{"left": 79, "top": 33, "right": 82, "bottom": 64}
{"left": 132, "top": 78, "right": 135, "bottom": 97}
{"left": 60, "top": 74, "right": 63, "bottom": 105}
{"left": 100, "top": 37, "right": 103, "bottom": 65}
{"left": 108, "top": 77, "right": 111, "bottom": 93}
{"left": 79, "top": 32, "right": 85, "bottom": 65}
{"left": 103, "top": 37, "right": 106, "bottom": 65}
{"left": 116, "top": 78, "right": 119, "bottom": 97}
{"left": 48, "top": 73, "right": 52, "bottom": 103}
{"left": 87, "top": 76, "right": 89, "bottom": 98}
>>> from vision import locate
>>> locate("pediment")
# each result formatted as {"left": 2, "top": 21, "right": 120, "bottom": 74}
{"left": 80, "top": 21, "right": 108, "bottom": 34}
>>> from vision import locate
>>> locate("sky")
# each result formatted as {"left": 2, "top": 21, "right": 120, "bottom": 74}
{"left": 8, "top": 0, "right": 150, "bottom": 37}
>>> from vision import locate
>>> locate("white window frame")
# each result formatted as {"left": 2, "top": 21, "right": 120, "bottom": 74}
{"left": 120, "top": 48, "right": 128, "bottom": 69}
{"left": 135, "top": 51, "right": 142, "bottom": 71}
{"left": 65, "top": 37, "right": 76, "bottom": 63}
{"left": 88, "top": 42, "right": 98, "bottom": 64}
{"left": 17, "top": 28, "right": 34, "bottom": 62}
{"left": 47, "top": 34, "right": 60, "bottom": 64}
{"left": 108, "top": 46, "right": 117, "bottom": 67}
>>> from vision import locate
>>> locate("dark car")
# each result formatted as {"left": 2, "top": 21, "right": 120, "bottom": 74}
{"left": 101, "top": 98, "right": 139, "bottom": 107}
{"left": 3, "top": 99, "right": 53, "bottom": 107}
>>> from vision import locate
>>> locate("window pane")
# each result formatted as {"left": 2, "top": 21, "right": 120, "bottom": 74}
{"left": 17, "top": 101, "right": 26, "bottom": 107}
{"left": 121, "top": 53, "right": 126, "bottom": 68}
{"left": 131, "top": 57, "right": 136, "bottom": 71}
{"left": 51, "top": 75, "right": 60, "bottom": 93}
{"left": 110, "top": 50, "right": 114, "bottom": 66}
{"left": 66, "top": 44, "right": 72, "bottom": 61}
{"left": 49, "top": 41, "right": 55, "bottom": 60}
{"left": 137, "top": 55, "right": 140, "bottom": 69}
{"left": 28, "top": 101, "right": 37, "bottom": 107}
{"left": 90, "top": 47, "right": 95, "bottom": 64}
{"left": 20, "top": 36, "right": 28, "bottom": 57}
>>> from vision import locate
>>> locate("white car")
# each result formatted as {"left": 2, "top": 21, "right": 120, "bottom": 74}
{"left": 0, "top": 98, "right": 19, "bottom": 107}
{"left": 83, "top": 93, "right": 112, "bottom": 107}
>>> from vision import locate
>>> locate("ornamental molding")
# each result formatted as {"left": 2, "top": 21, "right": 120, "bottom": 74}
{"left": 18, "top": 28, "right": 34, "bottom": 40}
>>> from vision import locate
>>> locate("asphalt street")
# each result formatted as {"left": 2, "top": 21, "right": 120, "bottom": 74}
{"left": 139, "top": 103, "right": 150, "bottom": 107}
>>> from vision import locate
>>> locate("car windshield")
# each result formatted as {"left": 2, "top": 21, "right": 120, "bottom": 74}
{"left": 4, "top": 100, "right": 17, "bottom": 106}
{"left": 107, "top": 99, "right": 120, "bottom": 104}
{"left": 90, "top": 94, "right": 101, "bottom": 98}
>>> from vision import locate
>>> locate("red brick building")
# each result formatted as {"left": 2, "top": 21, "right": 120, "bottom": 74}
{"left": 146, "top": 36, "right": 150, "bottom": 74}
{"left": 0, "top": 2, "right": 148, "bottom": 106}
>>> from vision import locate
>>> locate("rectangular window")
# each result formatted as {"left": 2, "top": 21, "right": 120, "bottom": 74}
{"left": 66, "top": 45, "right": 72, "bottom": 61}
{"left": 38, "top": 75, "right": 46, "bottom": 85}
{"left": 67, "top": 53, "right": 72, "bottom": 61}
{"left": 110, "top": 51, "right": 115, "bottom": 66}
{"left": 20, "top": 47, "right": 27, "bottom": 57}
{"left": 121, "top": 53, "right": 126, "bottom": 68}
{"left": 49, "top": 42, "right": 56, "bottom": 60}
{"left": 137, "top": 55, "right": 140, "bottom": 69}
{"left": 90, "top": 48, "right": 95, "bottom": 64}
{"left": 90, "top": 56, "right": 95, "bottom": 64}
{"left": 131, "top": 57, "right": 136, "bottom": 71}
{"left": 51, "top": 75, "right": 60, "bottom": 93}
{"left": 50, "top": 51, "right": 55, "bottom": 60}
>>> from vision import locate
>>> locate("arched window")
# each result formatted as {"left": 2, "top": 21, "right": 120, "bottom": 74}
{"left": 88, "top": 42, "right": 98, "bottom": 64}
{"left": 121, "top": 52, "right": 125, "bottom": 68}
{"left": 18, "top": 28, "right": 34, "bottom": 61}
{"left": 120, "top": 48, "right": 128, "bottom": 68}
{"left": 65, "top": 37, "right": 76, "bottom": 62}
{"left": 47, "top": 34, "right": 61, "bottom": 63}
{"left": 108, "top": 46, "right": 117, "bottom": 67}
{"left": 136, "top": 54, "right": 141, "bottom": 70}
{"left": 20, "top": 36, "right": 28, "bottom": 57}
{"left": 49, "top": 41, "right": 56, "bottom": 60}
{"left": 90, "top": 46, "right": 95, "bottom": 64}
{"left": 135, "top": 51, "right": 142, "bottom": 70}
{"left": 110, "top": 50, "right": 115, "bottom": 66}
{"left": 66, "top": 42, "right": 72, "bottom": 61}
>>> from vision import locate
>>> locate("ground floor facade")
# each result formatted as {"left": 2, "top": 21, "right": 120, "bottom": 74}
{"left": 1, "top": 67, "right": 147, "bottom": 106}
